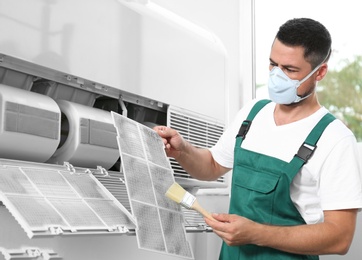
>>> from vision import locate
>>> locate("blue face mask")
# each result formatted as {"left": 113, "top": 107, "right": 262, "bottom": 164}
{"left": 268, "top": 64, "right": 322, "bottom": 104}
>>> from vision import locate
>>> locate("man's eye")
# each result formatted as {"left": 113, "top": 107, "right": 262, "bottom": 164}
{"left": 285, "top": 68, "right": 297, "bottom": 73}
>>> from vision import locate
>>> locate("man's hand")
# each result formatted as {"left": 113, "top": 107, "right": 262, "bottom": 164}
{"left": 154, "top": 125, "right": 229, "bottom": 181}
{"left": 153, "top": 126, "right": 186, "bottom": 159}
{"left": 205, "top": 213, "right": 259, "bottom": 246}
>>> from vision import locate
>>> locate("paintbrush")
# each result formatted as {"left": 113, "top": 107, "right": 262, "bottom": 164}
{"left": 165, "top": 182, "right": 217, "bottom": 221}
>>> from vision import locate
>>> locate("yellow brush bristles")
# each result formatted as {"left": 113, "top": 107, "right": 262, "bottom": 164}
{"left": 165, "top": 182, "right": 187, "bottom": 204}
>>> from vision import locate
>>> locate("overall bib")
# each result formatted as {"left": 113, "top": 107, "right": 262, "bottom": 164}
{"left": 219, "top": 100, "right": 335, "bottom": 260}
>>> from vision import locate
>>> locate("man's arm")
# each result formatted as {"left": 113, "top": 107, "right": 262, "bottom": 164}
{"left": 154, "top": 126, "right": 230, "bottom": 181}
{"left": 206, "top": 209, "right": 358, "bottom": 255}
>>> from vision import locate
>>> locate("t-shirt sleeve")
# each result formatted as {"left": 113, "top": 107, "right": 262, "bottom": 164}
{"left": 209, "top": 99, "right": 260, "bottom": 169}
{"left": 320, "top": 134, "right": 362, "bottom": 210}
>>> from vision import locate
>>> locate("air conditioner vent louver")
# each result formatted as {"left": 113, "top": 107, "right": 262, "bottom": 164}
{"left": 168, "top": 106, "right": 225, "bottom": 188}
{"left": 92, "top": 170, "right": 132, "bottom": 214}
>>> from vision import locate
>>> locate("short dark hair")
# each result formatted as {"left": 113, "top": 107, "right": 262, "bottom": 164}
{"left": 276, "top": 18, "right": 332, "bottom": 68}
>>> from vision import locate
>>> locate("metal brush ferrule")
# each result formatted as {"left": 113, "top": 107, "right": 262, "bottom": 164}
{"left": 180, "top": 192, "right": 196, "bottom": 209}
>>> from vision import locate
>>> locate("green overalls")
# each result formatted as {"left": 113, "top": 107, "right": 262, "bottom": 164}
{"left": 219, "top": 100, "right": 335, "bottom": 260}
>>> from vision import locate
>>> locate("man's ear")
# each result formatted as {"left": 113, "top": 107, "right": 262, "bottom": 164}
{"left": 316, "top": 63, "right": 328, "bottom": 81}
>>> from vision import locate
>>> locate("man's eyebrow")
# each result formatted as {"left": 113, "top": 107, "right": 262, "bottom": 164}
{"left": 269, "top": 58, "right": 300, "bottom": 70}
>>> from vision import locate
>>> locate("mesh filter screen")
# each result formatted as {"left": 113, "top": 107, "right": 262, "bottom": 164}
{"left": 115, "top": 118, "right": 145, "bottom": 158}
{"left": 140, "top": 127, "right": 171, "bottom": 168}
{"left": 0, "top": 162, "right": 136, "bottom": 237}
{"left": 149, "top": 164, "right": 179, "bottom": 211}
{"left": 86, "top": 200, "right": 135, "bottom": 227}
{"left": 111, "top": 112, "right": 194, "bottom": 259}
{"left": 48, "top": 198, "right": 106, "bottom": 228}
{"left": 0, "top": 168, "right": 38, "bottom": 195}
{"left": 7, "top": 195, "right": 67, "bottom": 229}
{"left": 60, "top": 170, "right": 110, "bottom": 199}
{"left": 21, "top": 168, "right": 77, "bottom": 198}
{"left": 132, "top": 201, "right": 166, "bottom": 252}
{"left": 122, "top": 154, "right": 156, "bottom": 205}
{"left": 160, "top": 209, "right": 192, "bottom": 257}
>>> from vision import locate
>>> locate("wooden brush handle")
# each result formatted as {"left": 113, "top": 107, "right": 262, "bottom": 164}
{"left": 191, "top": 200, "right": 217, "bottom": 221}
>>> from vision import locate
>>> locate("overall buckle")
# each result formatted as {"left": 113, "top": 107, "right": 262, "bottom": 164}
{"left": 236, "top": 120, "right": 252, "bottom": 139}
{"left": 296, "top": 143, "right": 316, "bottom": 163}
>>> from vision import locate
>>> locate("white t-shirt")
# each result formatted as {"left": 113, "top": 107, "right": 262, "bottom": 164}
{"left": 210, "top": 99, "right": 362, "bottom": 224}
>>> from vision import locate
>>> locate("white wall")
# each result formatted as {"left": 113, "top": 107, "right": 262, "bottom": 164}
{"left": 151, "top": 0, "right": 245, "bottom": 124}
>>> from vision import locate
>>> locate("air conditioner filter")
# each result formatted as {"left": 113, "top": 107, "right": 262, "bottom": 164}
{"left": 111, "top": 112, "right": 194, "bottom": 259}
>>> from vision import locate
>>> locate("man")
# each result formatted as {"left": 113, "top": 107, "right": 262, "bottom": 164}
{"left": 155, "top": 18, "right": 362, "bottom": 259}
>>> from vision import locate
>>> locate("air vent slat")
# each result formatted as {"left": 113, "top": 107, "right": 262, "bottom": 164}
{"left": 169, "top": 107, "right": 225, "bottom": 186}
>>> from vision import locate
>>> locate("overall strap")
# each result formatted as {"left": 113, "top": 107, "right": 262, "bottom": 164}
{"left": 236, "top": 99, "right": 271, "bottom": 139}
{"left": 286, "top": 113, "right": 336, "bottom": 183}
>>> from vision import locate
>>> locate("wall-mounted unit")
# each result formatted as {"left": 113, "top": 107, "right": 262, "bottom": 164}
{"left": 0, "top": 54, "right": 226, "bottom": 190}
{"left": 0, "top": 0, "right": 230, "bottom": 258}
{"left": 0, "top": 54, "right": 222, "bottom": 257}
